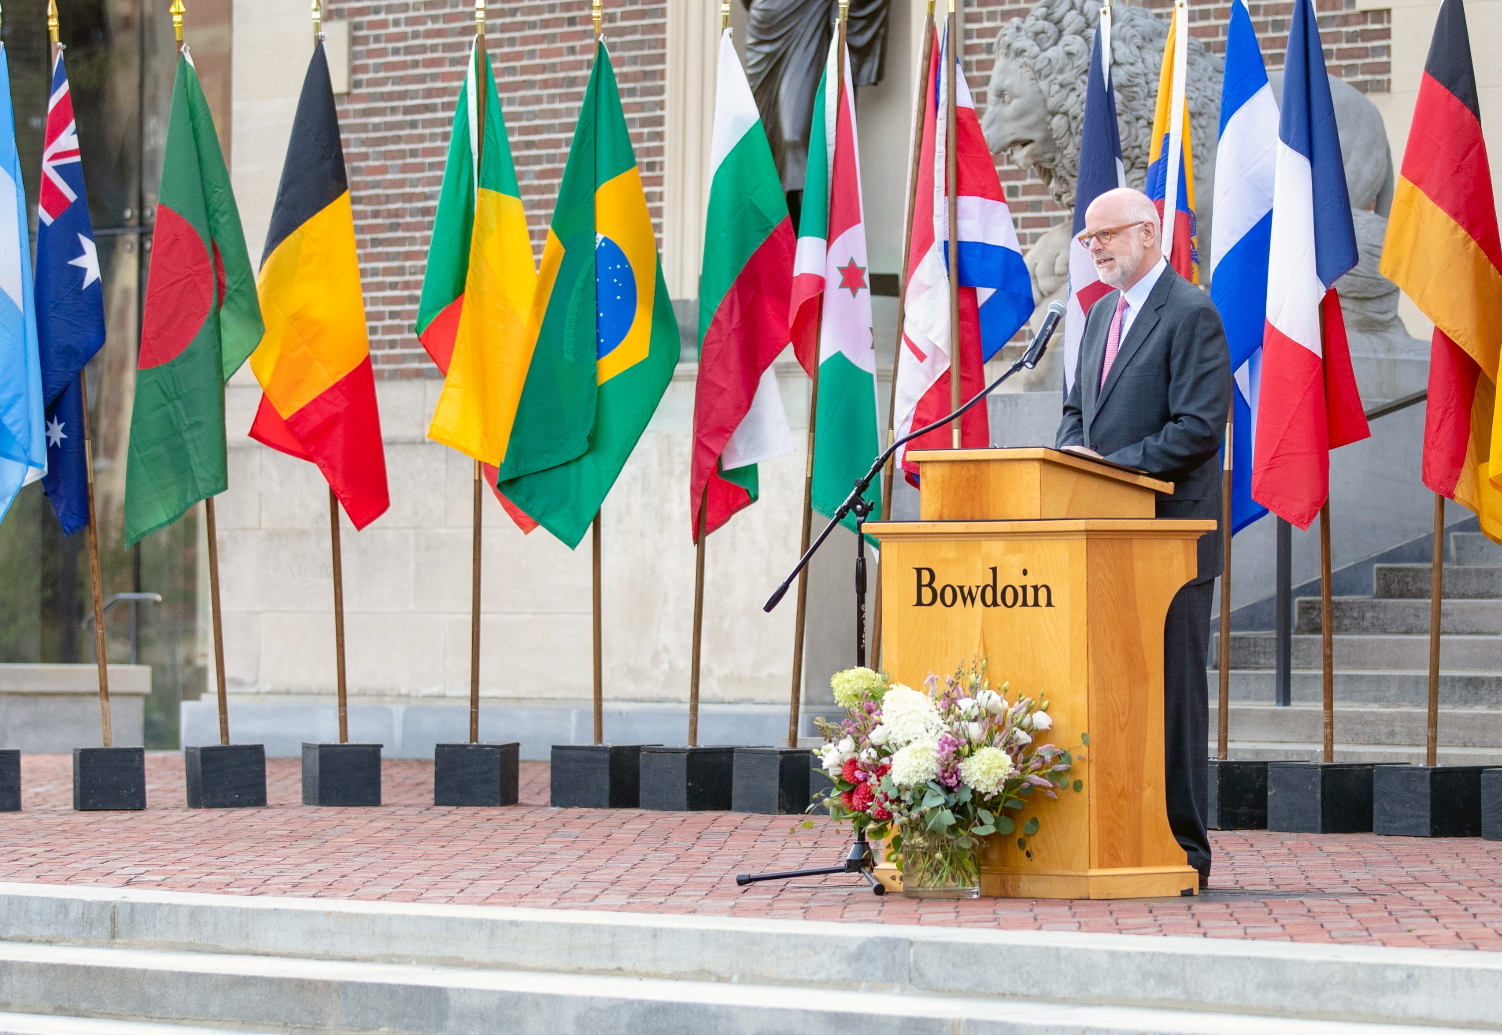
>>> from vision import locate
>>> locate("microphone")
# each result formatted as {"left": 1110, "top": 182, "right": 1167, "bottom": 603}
{"left": 1023, "top": 299, "right": 1067, "bottom": 369}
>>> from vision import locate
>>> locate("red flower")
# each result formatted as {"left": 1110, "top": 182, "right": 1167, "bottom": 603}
{"left": 841, "top": 757, "right": 861, "bottom": 784}
{"left": 841, "top": 789, "right": 855, "bottom": 810}
{"left": 851, "top": 781, "right": 875, "bottom": 812}
{"left": 870, "top": 801, "right": 891, "bottom": 821}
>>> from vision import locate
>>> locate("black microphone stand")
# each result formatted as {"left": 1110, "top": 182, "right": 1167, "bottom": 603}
{"left": 735, "top": 304, "right": 1063, "bottom": 896}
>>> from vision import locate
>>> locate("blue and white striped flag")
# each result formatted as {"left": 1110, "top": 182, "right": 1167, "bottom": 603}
{"left": 0, "top": 43, "right": 45, "bottom": 525}
{"left": 1209, "top": 0, "right": 1276, "bottom": 532}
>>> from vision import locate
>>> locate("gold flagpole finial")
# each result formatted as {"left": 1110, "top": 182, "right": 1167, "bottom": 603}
{"left": 171, "top": 0, "right": 186, "bottom": 44}
{"left": 721, "top": 0, "right": 730, "bottom": 31}
{"left": 48, "top": 0, "right": 60, "bottom": 45}
{"left": 592, "top": 0, "right": 602, "bottom": 38}
{"left": 311, "top": 0, "right": 322, "bottom": 42}
{"left": 476, "top": 0, "right": 484, "bottom": 36}
{"left": 839, "top": 0, "right": 849, "bottom": 23}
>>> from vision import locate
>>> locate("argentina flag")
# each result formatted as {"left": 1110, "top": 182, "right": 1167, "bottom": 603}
{"left": 0, "top": 42, "right": 45, "bottom": 525}
{"left": 37, "top": 49, "right": 107, "bottom": 535}
{"left": 1209, "top": 0, "right": 1276, "bottom": 532}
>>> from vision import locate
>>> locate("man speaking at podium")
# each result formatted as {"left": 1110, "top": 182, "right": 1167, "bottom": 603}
{"left": 1056, "top": 187, "right": 1231, "bottom": 888}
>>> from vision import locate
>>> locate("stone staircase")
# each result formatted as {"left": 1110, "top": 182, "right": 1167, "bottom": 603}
{"left": 1211, "top": 530, "right": 1502, "bottom": 764}
{"left": 1, "top": 882, "right": 1500, "bottom": 1033}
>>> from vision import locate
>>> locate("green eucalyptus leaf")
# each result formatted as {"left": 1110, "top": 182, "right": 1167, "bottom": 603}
{"left": 995, "top": 816, "right": 1015, "bottom": 834}
{"left": 1073, "top": 779, "right": 1083, "bottom": 792}
{"left": 1023, "top": 816, "right": 1040, "bottom": 835}
{"left": 974, "top": 824, "right": 995, "bottom": 836}
{"left": 1017, "top": 837, "right": 1026, "bottom": 850}
{"left": 1080, "top": 732, "right": 1090, "bottom": 746}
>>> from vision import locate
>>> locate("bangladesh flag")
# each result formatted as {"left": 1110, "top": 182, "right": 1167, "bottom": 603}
{"left": 690, "top": 29, "right": 795, "bottom": 542}
{"left": 125, "top": 51, "right": 263, "bottom": 547}
{"left": 789, "top": 40, "right": 882, "bottom": 533}
{"left": 493, "top": 42, "right": 680, "bottom": 548}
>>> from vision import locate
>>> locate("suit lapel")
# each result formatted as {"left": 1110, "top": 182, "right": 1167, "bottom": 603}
{"left": 1095, "top": 271, "right": 1174, "bottom": 414}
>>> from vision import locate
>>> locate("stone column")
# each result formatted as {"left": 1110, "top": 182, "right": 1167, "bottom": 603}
{"left": 662, "top": 0, "right": 722, "bottom": 302}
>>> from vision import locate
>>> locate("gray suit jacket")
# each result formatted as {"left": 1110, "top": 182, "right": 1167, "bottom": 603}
{"left": 1056, "top": 268, "right": 1232, "bottom": 584}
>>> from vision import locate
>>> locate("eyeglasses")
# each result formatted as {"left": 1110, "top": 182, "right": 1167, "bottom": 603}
{"left": 1076, "top": 221, "right": 1146, "bottom": 248}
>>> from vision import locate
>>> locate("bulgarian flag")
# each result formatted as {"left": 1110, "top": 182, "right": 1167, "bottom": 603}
{"left": 416, "top": 40, "right": 537, "bottom": 533}
{"left": 124, "top": 48, "right": 263, "bottom": 547}
{"left": 690, "top": 30, "right": 795, "bottom": 541}
{"left": 790, "top": 39, "right": 882, "bottom": 532}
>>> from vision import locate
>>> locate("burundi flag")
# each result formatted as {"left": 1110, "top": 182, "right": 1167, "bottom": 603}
{"left": 1210, "top": 0, "right": 1276, "bottom": 534}
{"left": 1146, "top": 0, "right": 1198, "bottom": 283}
{"left": 38, "top": 48, "right": 107, "bottom": 536}
{"left": 416, "top": 40, "right": 537, "bottom": 533}
{"left": 690, "top": 29, "right": 796, "bottom": 542}
{"left": 791, "top": 39, "right": 882, "bottom": 532}
{"left": 124, "top": 49, "right": 263, "bottom": 547}
{"left": 0, "top": 42, "right": 43, "bottom": 526}
{"left": 248, "top": 41, "right": 388, "bottom": 530}
{"left": 493, "top": 42, "right": 680, "bottom": 549}
{"left": 1382, "top": 0, "right": 1502, "bottom": 540}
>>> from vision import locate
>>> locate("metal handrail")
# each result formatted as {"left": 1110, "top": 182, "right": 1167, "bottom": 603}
{"left": 1364, "top": 389, "right": 1426, "bottom": 423}
{"left": 81, "top": 592, "right": 161, "bottom": 628}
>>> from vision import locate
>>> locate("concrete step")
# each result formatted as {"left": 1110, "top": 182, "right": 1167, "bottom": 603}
{"left": 1452, "top": 531, "right": 1502, "bottom": 564}
{"left": 3, "top": 884, "right": 1502, "bottom": 1033}
{"left": 1205, "top": 702, "right": 1502, "bottom": 752}
{"left": 1375, "top": 563, "right": 1502, "bottom": 599}
{"left": 1209, "top": 669, "right": 1502, "bottom": 707}
{"left": 1295, "top": 596, "right": 1502, "bottom": 634}
{"left": 1211, "top": 632, "right": 1502, "bottom": 671}
{"left": 0, "top": 1014, "right": 282, "bottom": 1035}
{"left": 1209, "top": 741, "right": 1502, "bottom": 765}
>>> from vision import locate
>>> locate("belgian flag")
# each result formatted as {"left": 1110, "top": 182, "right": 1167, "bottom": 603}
{"left": 248, "top": 41, "right": 388, "bottom": 529}
{"left": 1382, "top": 0, "right": 1502, "bottom": 540}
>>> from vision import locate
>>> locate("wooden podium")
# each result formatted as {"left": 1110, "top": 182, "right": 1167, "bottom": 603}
{"left": 866, "top": 448, "right": 1213, "bottom": 900}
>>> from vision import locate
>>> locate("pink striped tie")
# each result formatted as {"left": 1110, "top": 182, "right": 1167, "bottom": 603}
{"left": 1099, "top": 294, "right": 1131, "bottom": 392}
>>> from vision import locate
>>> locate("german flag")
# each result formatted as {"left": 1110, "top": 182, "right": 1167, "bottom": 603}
{"left": 1382, "top": 0, "right": 1502, "bottom": 540}
{"left": 248, "top": 41, "right": 388, "bottom": 529}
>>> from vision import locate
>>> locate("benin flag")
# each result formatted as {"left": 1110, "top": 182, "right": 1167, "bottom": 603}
{"left": 417, "top": 40, "right": 537, "bottom": 533}
{"left": 1382, "top": 0, "right": 1502, "bottom": 541}
{"left": 493, "top": 42, "right": 680, "bottom": 549}
{"left": 124, "top": 51, "right": 263, "bottom": 547}
{"left": 248, "top": 42, "right": 388, "bottom": 529}
{"left": 690, "top": 30, "right": 795, "bottom": 542}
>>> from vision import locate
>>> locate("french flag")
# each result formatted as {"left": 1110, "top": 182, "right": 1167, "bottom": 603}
{"left": 894, "top": 23, "right": 1033, "bottom": 481}
{"left": 1063, "top": 14, "right": 1125, "bottom": 395}
{"left": 1209, "top": 0, "right": 1276, "bottom": 533}
{"left": 1250, "top": 0, "right": 1369, "bottom": 530}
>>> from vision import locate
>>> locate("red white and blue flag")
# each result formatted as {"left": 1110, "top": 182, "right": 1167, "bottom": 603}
{"left": 36, "top": 50, "right": 106, "bottom": 535}
{"left": 1250, "top": 0, "right": 1369, "bottom": 529}
{"left": 1063, "top": 13, "right": 1125, "bottom": 395}
{"left": 894, "top": 24, "right": 1032, "bottom": 481}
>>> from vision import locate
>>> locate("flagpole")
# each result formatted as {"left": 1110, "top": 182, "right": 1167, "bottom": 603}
{"left": 329, "top": 488, "right": 349, "bottom": 743}
{"left": 689, "top": 493, "right": 707, "bottom": 747}
{"left": 1319, "top": 499, "right": 1333, "bottom": 762}
{"left": 590, "top": 0, "right": 605, "bottom": 749}
{"left": 1427, "top": 492, "right": 1443, "bottom": 767}
{"left": 872, "top": 0, "right": 937, "bottom": 668}
{"left": 1217, "top": 417, "right": 1232, "bottom": 760}
{"left": 944, "top": 0, "right": 961, "bottom": 448}
{"left": 468, "top": 0, "right": 487, "bottom": 746}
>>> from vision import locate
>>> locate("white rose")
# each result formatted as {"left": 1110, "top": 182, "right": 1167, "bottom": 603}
{"left": 869, "top": 724, "right": 890, "bottom": 746}
{"left": 975, "top": 688, "right": 1004, "bottom": 716}
{"left": 1012, "top": 728, "right": 1033, "bottom": 745}
{"left": 958, "top": 697, "right": 976, "bottom": 716}
{"left": 966, "top": 722, "right": 984, "bottom": 742}
{"left": 1031, "top": 711, "right": 1053, "bottom": 731}
{"left": 838, "top": 737, "right": 856, "bottom": 757}
{"left": 860, "top": 747, "right": 878, "bottom": 762}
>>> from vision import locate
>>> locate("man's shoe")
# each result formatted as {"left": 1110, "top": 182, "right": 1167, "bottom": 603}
{"left": 1198, "top": 870, "right": 1211, "bottom": 890}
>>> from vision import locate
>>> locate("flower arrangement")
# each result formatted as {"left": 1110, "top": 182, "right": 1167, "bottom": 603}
{"left": 815, "top": 660, "right": 1078, "bottom": 896}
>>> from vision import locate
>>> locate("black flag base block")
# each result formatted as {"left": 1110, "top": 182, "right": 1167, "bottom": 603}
{"left": 0, "top": 750, "right": 19, "bottom": 811}
{"left": 73, "top": 747, "right": 146, "bottom": 811}
{"left": 434, "top": 742, "right": 519, "bottom": 807}
{"left": 736, "top": 826, "right": 886, "bottom": 896}
{"left": 1484, "top": 770, "right": 1502, "bottom": 840}
{"left": 640, "top": 746, "right": 736, "bottom": 811}
{"left": 550, "top": 744, "right": 654, "bottom": 808}
{"left": 185, "top": 744, "right": 267, "bottom": 809}
{"left": 731, "top": 747, "right": 813, "bottom": 814}
{"left": 302, "top": 742, "right": 382, "bottom": 807}
{"left": 1267, "top": 761, "right": 1381, "bottom": 834}
{"left": 1208, "top": 759, "right": 1271, "bottom": 830}
{"left": 1373, "top": 764, "right": 1487, "bottom": 838}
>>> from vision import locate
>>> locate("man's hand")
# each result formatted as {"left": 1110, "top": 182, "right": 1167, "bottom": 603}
{"left": 1062, "top": 445, "right": 1102, "bottom": 460}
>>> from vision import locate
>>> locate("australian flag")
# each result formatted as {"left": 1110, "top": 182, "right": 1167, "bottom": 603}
{"left": 37, "top": 50, "right": 106, "bottom": 535}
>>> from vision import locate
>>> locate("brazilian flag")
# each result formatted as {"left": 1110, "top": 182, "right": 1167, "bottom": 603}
{"left": 493, "top": 42, "right": 680, "bottom": 548}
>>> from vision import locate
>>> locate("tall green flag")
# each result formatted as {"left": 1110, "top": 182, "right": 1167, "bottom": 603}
{"left": 494, "top": 42, "right": 680, "bottom": 548}
{"left": 125, "top": 52, "right": 263, "bottom": 546}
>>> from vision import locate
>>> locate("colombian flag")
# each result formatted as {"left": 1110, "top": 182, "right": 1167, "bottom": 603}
{"left": 1146, "top": 1, "right": 1198, "bottom": 283}
{"left": 248, "top": 41, "right": 388, "bottom": 529}
{"left": 1383, "top": 0, "right": 1502, "bottom": 541}
{"left": 493, "top": 41, "right": 680, "bottom": 549}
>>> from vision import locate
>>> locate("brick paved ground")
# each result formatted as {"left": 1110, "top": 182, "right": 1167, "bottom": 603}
{"left": 3, "top": 754, "right": 1500, "bottom": 950}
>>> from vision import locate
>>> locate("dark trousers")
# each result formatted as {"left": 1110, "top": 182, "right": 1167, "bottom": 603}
{"left": 1163, "top": 580, "right": 1213, "bottom": 877}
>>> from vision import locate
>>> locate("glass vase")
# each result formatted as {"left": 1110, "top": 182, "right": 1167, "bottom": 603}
{"left": 899, "top": 826, "right": 981, "bottom": 899}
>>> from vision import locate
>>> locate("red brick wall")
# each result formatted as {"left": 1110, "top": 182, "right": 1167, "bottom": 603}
{"left": 327, "top": 0, "right": 666, "bottom": 377}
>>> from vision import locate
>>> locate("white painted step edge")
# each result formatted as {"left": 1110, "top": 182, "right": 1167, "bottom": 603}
{"left": 0, "top": 1013, "right": 284, "bottom": 1035}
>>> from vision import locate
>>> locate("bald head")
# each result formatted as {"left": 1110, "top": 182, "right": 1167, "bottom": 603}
{"left": 1081, "top": 188, "right": 1162, "bottom": 290}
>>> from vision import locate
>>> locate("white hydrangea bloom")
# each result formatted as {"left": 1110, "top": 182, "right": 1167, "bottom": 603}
{"left": 881, "top": 687, "right": 943, "bottom": 748}
{"left": 959, "top": 746, "right": 1015, "bottom": 796}
{"left": 889, "top": 739, "right": 940, "bottom": 787}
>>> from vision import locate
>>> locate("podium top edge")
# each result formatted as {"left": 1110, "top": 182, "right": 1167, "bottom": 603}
{"left": 904, "top": 448, "right": 1175, "bottom": 494}
{"left": 863, "top": 519, "right": 1217, "bottom": 539}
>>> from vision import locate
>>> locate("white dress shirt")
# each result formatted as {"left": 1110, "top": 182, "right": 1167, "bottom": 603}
{"left": 1114, "top": 255, "right": 1168, "bottom": 345}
